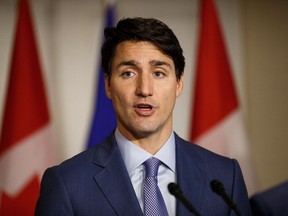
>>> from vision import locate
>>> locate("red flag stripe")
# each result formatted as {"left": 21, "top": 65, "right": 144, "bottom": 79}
{"left": 0, "top": 176, "right": 40, "bottom": 216}
{"left": 190, "top": 0, "right": 238, "bottom": 141}
{"left": 0, "top": 0, "right": 56, "bottom": 215}
{"left": 0, "top": 0, "right": 49, "bottom": 156}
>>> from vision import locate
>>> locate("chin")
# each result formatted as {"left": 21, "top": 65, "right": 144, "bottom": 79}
{"left": 134, "top": 125, "right": 163, "bottom": 136}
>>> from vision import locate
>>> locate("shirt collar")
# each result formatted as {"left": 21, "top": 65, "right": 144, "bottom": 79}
{"left": 115, "top": 128, "right": 176, "bottom": 174}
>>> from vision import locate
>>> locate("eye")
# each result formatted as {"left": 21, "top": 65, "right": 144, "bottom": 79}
{"left": 122, "top": 71, "right": 135, "bottom": 78}
{"left": 153, "top": 71, "right": 166, "bottom": 78}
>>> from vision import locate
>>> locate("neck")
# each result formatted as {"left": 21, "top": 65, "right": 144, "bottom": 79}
{"left": 118, "top": 127, "right": 173, "bottom": 155}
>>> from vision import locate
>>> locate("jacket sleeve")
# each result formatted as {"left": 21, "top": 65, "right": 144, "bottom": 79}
{"left": 35, "top": 167, "right": 74, "bottom": 216}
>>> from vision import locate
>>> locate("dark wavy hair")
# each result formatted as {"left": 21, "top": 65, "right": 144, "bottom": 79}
{"left": 101, "top": 17, "right": 185, "bottom": 81}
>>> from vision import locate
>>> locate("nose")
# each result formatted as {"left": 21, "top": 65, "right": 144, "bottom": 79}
{"left": 136, "top": 73, "right": 153, "bottom": 97}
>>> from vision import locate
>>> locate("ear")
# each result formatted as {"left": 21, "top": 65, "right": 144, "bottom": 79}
{"left": 104, "top": 74, "right": 112, "bottom": 99}
{"left": 176, "top": 74, "right": 184, "bottom": 98}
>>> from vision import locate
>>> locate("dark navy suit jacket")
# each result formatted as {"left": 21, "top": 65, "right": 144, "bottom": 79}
{"left": 35, "top": 132, "right": 252, "bottom": 215}
{"left": 250, "top": 181, "right": 288, "bottom": 216}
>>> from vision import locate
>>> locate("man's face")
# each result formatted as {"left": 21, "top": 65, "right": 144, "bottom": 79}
{"left": 105, "top": 40, "right": 183, "bottom": 140}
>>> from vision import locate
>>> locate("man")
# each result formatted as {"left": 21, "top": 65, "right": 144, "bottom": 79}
{"left": 35, "top": 17, "right": 251, "bottom": 215}
{"left": 250, "top": 180, "right": 288, "bottom": 216}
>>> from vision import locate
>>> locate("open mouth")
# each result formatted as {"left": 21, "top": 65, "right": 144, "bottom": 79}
{"left": 134, "top": 103, "right": 156, "bottom": 116}
{"left": 137, "top": 104, "right": 153, "bottom": 110}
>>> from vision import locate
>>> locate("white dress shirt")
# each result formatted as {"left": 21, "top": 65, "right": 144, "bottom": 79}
{"left": 115, "top": 128, "right": 176, "bottom": 216}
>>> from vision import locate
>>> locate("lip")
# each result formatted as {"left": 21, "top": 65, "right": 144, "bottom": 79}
{"left": 133, "top": 103, "right": 156, "bottom": 116}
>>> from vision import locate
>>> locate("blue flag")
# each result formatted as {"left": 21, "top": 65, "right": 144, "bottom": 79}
{"left": 86, "top": 3, "right": 116, "bottom": 148}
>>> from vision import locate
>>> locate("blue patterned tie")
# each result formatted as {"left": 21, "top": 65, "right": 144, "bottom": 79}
{"left": 143, "top": 157, "right": 169, "bottom": 216}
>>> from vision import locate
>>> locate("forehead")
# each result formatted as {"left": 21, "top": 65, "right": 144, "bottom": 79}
{"left": 112, "top": 40, "right": 174, "bottom": 67}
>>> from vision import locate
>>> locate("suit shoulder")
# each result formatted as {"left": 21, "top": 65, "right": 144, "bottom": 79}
{"left": 250, "top": 181, "right": 288, "bottom": 215}
{"left": 46, "top": 147, "right": 95, "bottom": 177}
{"left": 46, "top": 134, "right": 117, "bottom": 179}
{"left": 175, "top": 134, "right": 233, "bottom": 162}
{"left": 174, "top": 133, "right": 242, "bottom": 181}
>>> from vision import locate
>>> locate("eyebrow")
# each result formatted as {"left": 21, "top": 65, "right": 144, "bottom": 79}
{"left": 116, "top": 60, "right": 138, "bottom": 68}
{"left": 149, "top": 60, "right": 172, "bottom": 69}
{"left": 116, "top": 59, "right": 172, "bottom": 69}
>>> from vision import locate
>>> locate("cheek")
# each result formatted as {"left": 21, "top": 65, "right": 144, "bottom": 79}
{"left": 164, "top": 86, "right": 178, "bottom": 107}
{"left": 110, "top": 85, "right": 129, "bottom": 105}
{"left": 162, "top": 90, "right": 177, "bottom": 108}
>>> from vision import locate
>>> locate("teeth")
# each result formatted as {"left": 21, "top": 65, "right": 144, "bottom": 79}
{"left": 138, "top": 105, "right": 152, "bottom": 109}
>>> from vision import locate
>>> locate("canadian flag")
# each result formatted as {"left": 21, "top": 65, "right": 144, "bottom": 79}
{"left": 0, "top": 0, "right": 56, "bottom": 215}
{"left": 190, "top": 0, "right": 256, "bottom": 194}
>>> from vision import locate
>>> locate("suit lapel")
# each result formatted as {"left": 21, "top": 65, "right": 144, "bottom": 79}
{"left": 91, "top": 133, "right": 208, "bottom": 216}
{"left": 92, "top": 135, "right": 143, "bottom": 216}
{"left": 175, "top": 134, "right": 207, "bottom": 216}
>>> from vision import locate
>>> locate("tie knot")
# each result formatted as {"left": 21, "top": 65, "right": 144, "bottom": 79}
{"left": 144, "top": 157, "right": 161, "bottom": 177}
